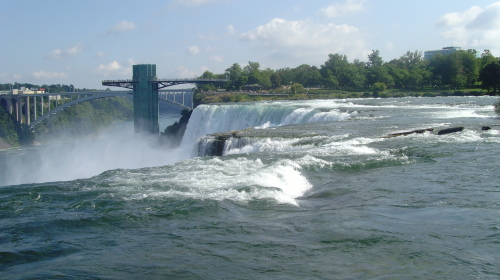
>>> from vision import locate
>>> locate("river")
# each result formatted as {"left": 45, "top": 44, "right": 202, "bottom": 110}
{"left": 1, "top": 96, "right": 499, "bottom": 279}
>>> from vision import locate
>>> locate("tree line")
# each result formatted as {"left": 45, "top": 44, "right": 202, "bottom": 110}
{"left": 197, "top": 49, "right": 500, "bottom": 95}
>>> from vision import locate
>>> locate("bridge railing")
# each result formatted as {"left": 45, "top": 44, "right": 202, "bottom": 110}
{"left": 152, "top": 77, "right": 229, "bottom": 82}
{"left": 102, "top": 79, "right": 135, "bottom": 83}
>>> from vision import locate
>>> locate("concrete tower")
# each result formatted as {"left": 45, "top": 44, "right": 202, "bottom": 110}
{"left": 132, "top": 64, "right": 159, "bottom": 134}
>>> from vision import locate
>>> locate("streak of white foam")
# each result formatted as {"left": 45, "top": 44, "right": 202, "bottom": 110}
{"left": 432, "top": 109, "right": 491, "bottom": 119}
{"left": 224, "top": 137, "right": 313, "bottom": 155}
{"left": 320, "top": 137, "right": 382, "bottom": 156}
{"left": 114, "top": 157, "right": 314, "bottom": 206}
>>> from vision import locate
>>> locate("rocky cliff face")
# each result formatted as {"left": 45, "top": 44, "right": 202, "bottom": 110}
{"left": 161, "top": 109, "right": 192, "bottom": 147}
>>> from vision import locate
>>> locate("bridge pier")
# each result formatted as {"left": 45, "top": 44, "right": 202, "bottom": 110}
{"left": 24, "top": 96, "right": 30, "bottom": 125}
{"left": 34, "top": 96, "right": 37, "bottom": 119}
{"left": 15, "top": 97, "right": 21, "bottom": 123}
{"left": 1, "top": 96, "right": 13, "bottom": 115}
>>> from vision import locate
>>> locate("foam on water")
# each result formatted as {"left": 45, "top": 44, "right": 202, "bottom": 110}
{"left": 2, "top": 96, "right": 500, "bottom": 279}
{"left": 182, "top": 102, "right": 355, "bottom": 146}
{"left": 224, "top": 134, "right": 384, "bottom": 158}
{"left": 97, "top": 156, "right": 314, "bottom": 206}
{"left": 224, "top": 137, "right": 319, "bottom": 155}
{"left": 382, "top": 127, "right": 500, "bottom": 145}
{"left": 432, "top": 109, "right": 492, "bottom": 119}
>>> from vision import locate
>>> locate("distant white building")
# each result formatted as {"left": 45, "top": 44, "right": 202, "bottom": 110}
{"left": 10, "top": 87, "right": 46, "bottom": 95}
{"left": 424, "top": 47, "right": 462, "bottom": 60}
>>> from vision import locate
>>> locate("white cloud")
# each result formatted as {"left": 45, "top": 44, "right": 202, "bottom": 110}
{"left": 0, "top": 73, "right": 22, "bottom": 82}
{"left": 320, "top": 0, "right": 366, "bottom": 18}
{"left": 96, "top": 52, "right": 109, "bottom": 57}
{"left": 97, "top": 59, "right": 134, "bottom": 77}
{"left": 174, "top": 66, "right": 197, "bottom": 78}
{"left": 436, "top": 6, "right": 483, "bottom": 28}
{"left": 437, "top": 2, "right": 500, "bottom": 51}
{"left": 104, "top": 20, "right": 137, "bottom": 35}
{"left": 209, "top": 55, "right": 224, "bottom": 62}
{"left": 240, "top": 18, "right": 368, "bottom": 65}
{"left": 188, "top": 45, "right": 201, "bottom": 55}
{"left": 44, "top": 43, "right": 84, "bottom": 60}
{"left": 197, "top": 24, "right": 237, "bottom": 41}
{"left": 32, "top": 71, "right": 67, "bottom": 79}
{"left": 45, "top": 49, "right": 63, "bottom": 60}
{"left": 227, "top": 24, "right": 236, "bottom": 35}
{"left": 172, "top": 65, "right": 210, "bottom": 78}
{"left": 99, "top": 61, "right": 121, "bottom": 71}
{"left": 200, "top": 66, "right": 209, "bottom": 73}
{"left": 385, "top": 42, "right": 394, "bottom": 51}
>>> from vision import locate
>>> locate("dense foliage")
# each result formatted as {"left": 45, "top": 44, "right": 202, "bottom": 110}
{"left": 0, "top": 106, "right": 19, "bottom": 145}
{"left": 197, "top": 49, "right": 500, "bottom": 95}
{"left": 34, "top": 97, "right": 133, "bottom": 142}
{"left": 0, "top": 106, "right": 34, "bottom": 146}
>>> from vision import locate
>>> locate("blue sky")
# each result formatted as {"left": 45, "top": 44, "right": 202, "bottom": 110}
{"left": 1, "top": 0, "right": 500, "bottom": 89}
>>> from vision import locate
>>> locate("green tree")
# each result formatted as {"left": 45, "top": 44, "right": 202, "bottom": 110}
{"left": 247, "top": 70, "right": 262, "bottom": 85}
{"left": 270, "top": 72, "right": 282, "bottom": 88}
{"left": 461, "top": 50, "right": 479, "bottom": 86}
{"left": 372, "top": 82, "right": 387, "bottom": 94}
{"left": 368, "top": 50, "right": 383, "bottom": 67}
{"left": 387, "top": 51, "right": 429, "bottom": 89}
{"left": 323, "top": 70, "right": 339, "bottom": 89}
{"left": 276, "top": 67, "right": 294, "bottom": 88}
{"left": 480, "top": 50, "right": 497, "bottom": 67}
{"left": 348, "top": 59, "right": 366, "bottom": 90}
{"left": 479, "top": 59, "right": 500, "bottom": 94}
{"left": 0, "top": 106, "right": 19, "bottom": 145}
{"left": 429, "top": 51, "right": 479, "bottom": 89}
{"left": 366, "top": 65, "right": 394, "bottom": 88}
{"left": 225, "top": 63, "right": 244, "bottom": 90}
{"left": 200, "top": 70, "right": 216, "bottom": 79}
{"left": 260, "top": 68, "right": 274, "bottom": 88}
{"left": 321, "top": 54, "right": 352, "bottom": 89}
{"left": 305, "top": 68, "right": 322, "bottom": 89}
{"left": 290, "top": 83, "right": 306, "bottom": 94}
{"left": 243, "top": 61, "right": 260, "bottom": 74}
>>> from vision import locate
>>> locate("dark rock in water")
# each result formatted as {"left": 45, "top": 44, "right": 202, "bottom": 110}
{"left": 198, "top": 128, "right": 253, "bottom": 156}
{"left": 437, "top": 127, "right": 464, "bottom": 135}
{"left": 482, "top": 126, "right": 492, "bottom": 131}
{"left": 382, "top": 128, "right": 434, "bottom": 138}
{"left": 161, "top": 109, "right": 192, "bottom": 146}
{"left": 201, "top": 135, "right": 229, "bottom": 157}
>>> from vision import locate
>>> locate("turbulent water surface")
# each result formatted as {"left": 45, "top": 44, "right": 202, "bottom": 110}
{"left": 1, "top": 97, "right": 500, "bottom": 279}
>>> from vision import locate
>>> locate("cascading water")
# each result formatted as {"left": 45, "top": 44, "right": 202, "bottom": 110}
{"left": 2, "top": 97, "right": 500, "bottom": 279}
{"left": 181, "top": 101, "right": 356, "bottom": 156}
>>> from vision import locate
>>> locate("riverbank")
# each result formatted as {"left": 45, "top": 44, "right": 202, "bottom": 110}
{"left": 0, "top": 139, "right": 12, "bottom": 151}
{"left": 196, "top": 88, "right": 496, "bottom": 104}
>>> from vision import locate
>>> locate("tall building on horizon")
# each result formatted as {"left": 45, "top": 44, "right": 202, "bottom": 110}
{"left": 424, "top": 47, "right": 462, "bottom": 60}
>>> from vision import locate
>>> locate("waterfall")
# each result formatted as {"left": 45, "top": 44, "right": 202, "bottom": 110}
{"left": 180, "top": 101, "right": 355, "bottom": 156}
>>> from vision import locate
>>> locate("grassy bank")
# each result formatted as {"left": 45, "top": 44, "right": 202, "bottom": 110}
{"left": 196, "top": 88, "right": 494, "bottom": 104}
